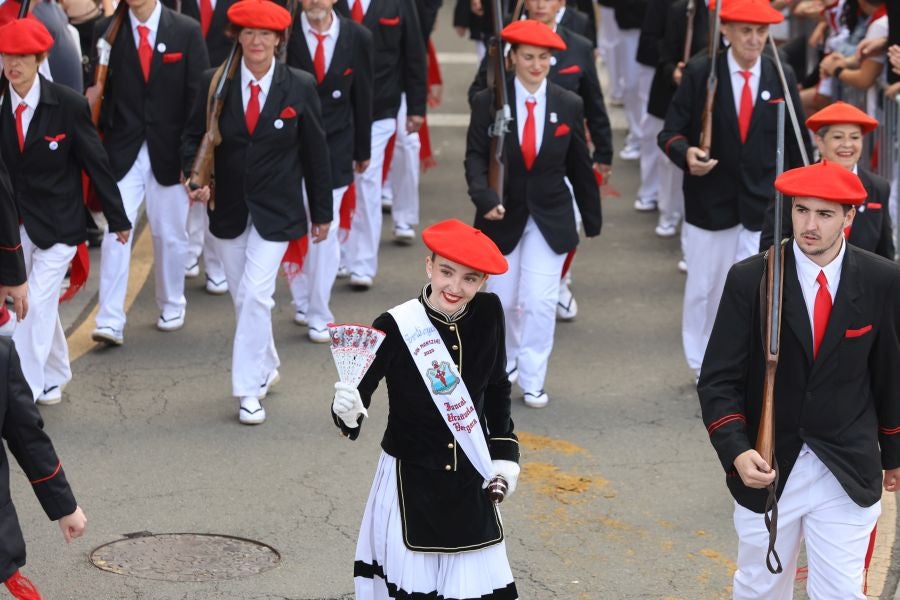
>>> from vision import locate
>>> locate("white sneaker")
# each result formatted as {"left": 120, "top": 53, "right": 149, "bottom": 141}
{"left": 308, "top": 327, "right": 331, "bottom": 343}
{"left": 185, "top": 260, "right": 200, "bottom": 279}
{"left": 157, "top": 311, "right": 185, "bottom": 332}
{"left": 293, "top": 310, "right": 308, "bottom": 326}
{"left": 619, "top": 145, "right": 640, "bottom": 161}
{"left": 259, "top": 370, "right": 280, "bottom": 400}
{"left": 205, "top": 275, "right": 228, "bottom": 295}
{"left": 92, "top": 326, "right": 124, "bottom": 346}
{"left": 239, "top": 397, "right": 266, "bottom": 425}
{"left": 36, "top": 385, "right": 63, "bottom": 406}
{"left": 557, "top": 284, "right": 578, "bottom": 321}
{"left": 393, "top": 224, "right": 415, "bottom": 245}
{"left": 654, "top": 223, "right": 677, "bottom": 237}
{"left": 336, "top": 267, "right": 350, "bottom": 279}
{"left": 350, "top": 273, "right": 373, "bottom": 289}
{"left": 677, "top": 259, "right": 688, "bottom": 273}
{"left": 634, "top": 198, "right": 658, "bottom": 212}
{"left": 523, "top": 390, "right": 549, "bottom": 408}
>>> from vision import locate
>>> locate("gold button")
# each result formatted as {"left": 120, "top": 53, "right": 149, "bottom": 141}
{"left": 447, "top": 442, "right": 454, "bottom": 449}
{"left": 452, "top": 344, "right": 459, "bottom": 350}
{"left": 445, "top": 465, "right": 452, "bottom": 471}
{"left": 449, "top": 325, "right": 456, "bottom": 331}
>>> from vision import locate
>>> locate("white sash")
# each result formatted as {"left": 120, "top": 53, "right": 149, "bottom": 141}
{"left": 388, "top": 299, "right": 494, "bottom": 481}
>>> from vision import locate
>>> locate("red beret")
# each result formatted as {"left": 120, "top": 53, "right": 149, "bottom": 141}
{"left": 423, "top": 219, "right": 508, "bottom": 275}
{"left": 806, "top": 101, "right": 878, "bottom": 135}
{"left": 713, "top": 0, "right": 784, "bottom": 25}
{"left": 0, "top": 17, "right": 53, "bottom": 55}
{"left": 501, "top": 20, "right": 566, "bottom": 51}
{"left": 774, "top": 160, "right": 867, "bottom": 206}
{"left": 227, "top": 0, "right": 292, "bottom": 31}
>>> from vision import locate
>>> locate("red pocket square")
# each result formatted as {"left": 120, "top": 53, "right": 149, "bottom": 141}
{"left": 846, "top": 325, "right": 872, "bottom": 338}
{"left": 554, "top": 123, "right": 571, "bottom": 137}
{"left": 379, "top": 16, "right": 400, "bottom": 25}
{"left": 43, "top": 134, "right": 66, "bottom": 142}
{"left": 867, "top": 202, "right": 882, "bottom": 209}
{"left": 343, "top": 68, "right": 353, "bottom": 76}
{"left": 162, "top": 52, "right": 183, "bottom": 64}
{"left": 558, "top": 65, "right": 581, "bottom": 75}
{"left": 280, "top": 106, "right": 297, "bottom": 119}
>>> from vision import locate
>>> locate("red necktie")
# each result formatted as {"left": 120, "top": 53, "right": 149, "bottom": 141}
{"left": 521, "top": 98, "right": 536, "bottom": 171}
{"left": 14, "top": 103, "right": 26, "bottom": 152}
{"left": 738, "top": 70, "right": 753, "bottom": 143}
{"left": 813, "top": 270, "right": 832, "bottom": 358}
{"left": 313, "top": 32, "right": 327, "bottom": 84}
{"left": 351, "top": 0, "right": 364, "bottom": 22}
{"left": 137, "top": 25, "right": 152, "bottom": 82}
{"left": 246, "top": 82, "right": 260, "bottom": 135}
{"left": 200, "top": 0, "right": 213, "bottom": 38}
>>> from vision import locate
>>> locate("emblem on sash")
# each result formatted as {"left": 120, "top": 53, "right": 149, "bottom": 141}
{"left": 426, "top": 360, "right": 459, "bottom": 395}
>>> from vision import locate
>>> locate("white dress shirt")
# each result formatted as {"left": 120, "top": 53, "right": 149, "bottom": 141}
{"left": 129, "top": 0, "right": 163, "bottom": 50}
{"left": 792, "top": 237, "right": 845, "bottom": 339}
{"left": 240, "top": 58, "right": 276, "bottom": 112}
{"left": 514, "top": 77, "right": 547, "bottom": 157}
{"left": 726, "top": 48, "right": 761, "bottom": 117}
{"left": 301, "top": 11, "right": 341, "bottom": 75}
{"left": 8, "top": 77, "right": 41, "bottom": 139}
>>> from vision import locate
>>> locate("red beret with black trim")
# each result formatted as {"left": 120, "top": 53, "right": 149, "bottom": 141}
{"left": 806, "top": 101, "right": 879, "bottom": 135}
{"left": 774, "top": 160, "right": 867, "bottom": 206}
{"left": 712, "top": 0, "right": 784, "bottom": 25}
{"left": 226, "top": 0, "right": 292, "bottom": 31}
{"left": 501, "top": 20, "right": 566, "bottom": 51}
{"left": 423, "top": 219, "right": 508, "bottom": 275}
{"left": 0, "top": 17, "right": 53, "bottom": 55}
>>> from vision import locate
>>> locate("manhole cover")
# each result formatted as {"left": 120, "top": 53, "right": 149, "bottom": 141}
{"left": 90, "top": 533, "right": 281, "bottom": 582}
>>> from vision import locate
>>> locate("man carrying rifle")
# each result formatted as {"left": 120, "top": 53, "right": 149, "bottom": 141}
{"left": 699, "top": 160, "right": 900, "bottom": 598}
{"left": 658, "top": 0, "right": 807, "bottom": 378}
{"left": 88, "top": 0, "right": 209, "bottom": 346}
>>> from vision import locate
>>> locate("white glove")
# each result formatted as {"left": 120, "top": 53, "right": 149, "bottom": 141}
{"left": 333, "top": 382, "right": 367, "bottom": 428}
{"left": 488, "top": 460, "right": 520, "bottom": 496}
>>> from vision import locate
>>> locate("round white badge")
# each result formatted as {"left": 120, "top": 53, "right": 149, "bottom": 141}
{"left": 858, "top": 205, "right": 866, "bottom": 213}
{"left": 550, "top": 56, "right": 557, "bottom": 66}
{"left": 332, "top": 90, "right": 342, "bottom": 99}
{"left": 274, "top": 119, "right": 284, "bottom": 129}
{"left": 49, "top": 141, "right": 59, "bottom": 151}
{"left": 761, "top": 90, "right": 771, "bottom": 101}
{"left": 157, "top": 42, "right": 167, "bottom": 53}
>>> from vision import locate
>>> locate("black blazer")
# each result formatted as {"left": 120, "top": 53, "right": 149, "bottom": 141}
{"left": 0, "top": 337, "right": 77, "bottom": 582}
{"left": 0, "top": 155, "right": 24, "bottom": 286}
{"left": 613, "top": 0, "right": 647, "bottom": 29}
{"left": 286, "top": 16, "right": 374, "bottom": 189}
{"left": 335, "top": 0, "right": 427, "bottom": 120}
{"left": 559, "top": 6, "right": 595, "bottom": 48}
{"left": 465, "top": 80, "right": 601, "bottom": 255}
{"left": 699, "top": 245, "right": 900, "bottom": 512}
{"left": 468, "top": 26, "right": 613, "bottom": 166}
{"left": 183, "top": 62, "right": 333, "bottom": 241}
{"left": 647, "top": 0, "right": 708, "bottom": 119}
{"left": 760, "top": 168, "right": 895, "bottom": 260}
{"left": 171, "top": 0, "right": 239, "bottom": 66}
{"left": 0, "top": 78, "right": 130, "bottom": 249}
{"left": 93, "top": 6, "right": 210, "bottom": 185}
{"left": 658, "top": 50, "right": 810, "bottom": 232}
{"left": 636, "top": 0, "right": 669, "bottom": 68}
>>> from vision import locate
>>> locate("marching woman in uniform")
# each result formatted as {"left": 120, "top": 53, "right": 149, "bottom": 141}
{"left": 464, "top": 19, "right": 601, "bottom": 408}
{"left": 0, "top": 18, "right": 131, "bottom": 404}
{"left": 184, "top": 0, "right": 332, "bottom": 425}
{"left": 331, "top": 218, "right": 521, "bottom": 599}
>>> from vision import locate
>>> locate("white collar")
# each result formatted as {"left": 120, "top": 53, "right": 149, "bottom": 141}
{"left": 301, "top": 10, "right": 340, "bottom": 38}
{"left": 726, "top": 47, "right": 761, "bottom": 78}
{"left": 9, "top": 75, "right": 41, "bottom": 110}
{"left": 793, "top": 234, "right": 846, "bottom": 289}
{"left": 513, "top": 76, "right": 547, "bottom": 103}
{"left": 240, "top": 56, "right": 276, "bottom": 89}
{"left": 129, "top": 0, "right": 162, "bottom": 33}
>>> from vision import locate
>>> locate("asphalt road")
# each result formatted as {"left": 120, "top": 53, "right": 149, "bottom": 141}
{"left": 9, "top": 7, "right": 900, "bottom": 599}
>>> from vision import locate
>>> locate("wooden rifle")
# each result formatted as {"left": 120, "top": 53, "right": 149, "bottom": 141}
{"left": 486, "top": 0, "right": 512, "bottom": 204}
{"left": 756, "top": 99, "right": 785, "bottom": 576}
{"left": 276, "top": 0, "right": 301, "bottom": 63}
{"left": 188, "top": 42, "right": 242, "bottom": 210}
{"left": 698, "top": 0, "right": 721, "bottom": 159}
{"left": 91, "top": 2, "right": 129, "bottom": 126}
{"left": 0, "top": 0, "right": 32, "bottom": 102}
{"left": 682, "top": 0, "right": 696, "bottom": 65}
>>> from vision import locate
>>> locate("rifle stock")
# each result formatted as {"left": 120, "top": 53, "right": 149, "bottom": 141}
{"left": 486, "top": 0, "right": 511, "bottom": 205}
{"left": 91, "top": 3, "right": 129, "bottom": 126}
{"left": 756, "top": 249, "right": 782, "bottom": 468}
{"left": 683, "top": 0, "right": 696, "bottom": 65}
{"left": 698, "top": 0, "right": 721, "bottom": 159}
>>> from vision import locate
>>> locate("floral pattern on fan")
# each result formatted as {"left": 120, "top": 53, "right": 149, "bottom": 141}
{"left": 328, "top": 324, "right": 387, "bottom": 387}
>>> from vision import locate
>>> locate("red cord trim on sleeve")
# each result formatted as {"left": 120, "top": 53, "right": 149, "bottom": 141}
{"left": 0, "top": 244, "right": 22, "bottom": 252}
{"left": 664, "top": 134, "right": 687, "bottom": 157}
{"left": 879, "top": 426, "right": 900, "bottom": 436}
{"left": 707, "top": 413, "right": 745, "bottom": 436}
{"left": 29, "top": 461, "right": 61, "bottom": 485}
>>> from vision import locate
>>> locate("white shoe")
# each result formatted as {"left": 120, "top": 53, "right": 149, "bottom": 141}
{"left": 185, "top": 260, "right": 200, "bottom": 279}
{"left": 523, "top": 390, "right": 549, "bottom": 408}
{"left": 633, "top": 198, "right": 658, "bottom": 212}
{"left": 619, "top": 145, "right": 640, "bottom": 161}
{"left": 506, "top": 365, "right": 518, "bottom": 385}
{"left": 36, "top": 385, "right": 63, "bottom": 406}
{"left": 157, "top": 311, "right": 185, "bottom": 332}
{"left": 294, "top": 310, "right": 308, "bottom": 326}
{"left": 336, "top": 267, "right": 350, "bottom": 279}
{"left": 381, "top": 197, "right": 393, "bottom": 212}
{"left": 259, "top": 369, "right": 280, "bottom": 400}
{"left": 239, "top": 397, "right": 266, "bottom": 425}
{"left": 557, "top": 284, "right": 578, "bottom": 321}
{"left": 393, "top": 224, "right": 415, "bottom": 245}
{"left": 677, "top": 259, "right": 688, "bottom": 273}
{"left": 308, "top": 327, "right": 331, "bottom": 343}
{"left": 350, "top": 273, "right": 373, "bottom": 289}
{"left": 92, "top": 326, "right": 124, "bottom": 346}
{"left": 654, "top": 223, "right": 677, "bottom": 237}
{"left": 205, "top": 275, "right": 228, "bottom": 295}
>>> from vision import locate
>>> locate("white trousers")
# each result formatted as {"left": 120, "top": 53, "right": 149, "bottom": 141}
{"left": 186, "top": 201, "right": 226, "bottom": 282}
{"left": 597, "top": 7, "right": 623, "bottom": 99}
{"left": 13, "top": 228, "right": 76, "bottom": 401}
{"left": 658, "top": 151, "right": 685, "bottom": 235}
{"left": 732, "top": 449, "right": 880, "bottom": 599}
{"left": 487, "top": 218, "right": 566, "bottom": 393}
{"left": 288, "top": 185, "right": 347, "bottom": 330}
{"left": 683, "top": 223, "right": 759, "bottom": 371}
{"left": 213, "top": 223, "right": 287, "bottom": 398}
{"left": 637, "top": 112, "right": 663, "bottom": 204}
{"left": 617, "top": 29, "right": 649, "bottom": 149}
{"left": 346, "top": 117, "right": 397, "bottom": 279}
{"left": 96, "top": 143, "right": 189, "bottom": 330}
{"left": 387, "top": 94, "right": 420, "bottom": 228}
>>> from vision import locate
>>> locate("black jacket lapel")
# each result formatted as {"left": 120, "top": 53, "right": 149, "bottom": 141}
{"left": 782, "top": 247, "right": 814, "bottom": 365}
{"left": 810, "top": 246, "right": 863, "bottom": 381}
{"left": 716, "top": 54, "right": 740, "bottom": 143}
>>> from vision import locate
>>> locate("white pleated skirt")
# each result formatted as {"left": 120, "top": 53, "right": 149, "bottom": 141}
{"left": 354, "top": 452, "right": 518, "bottom": 600}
